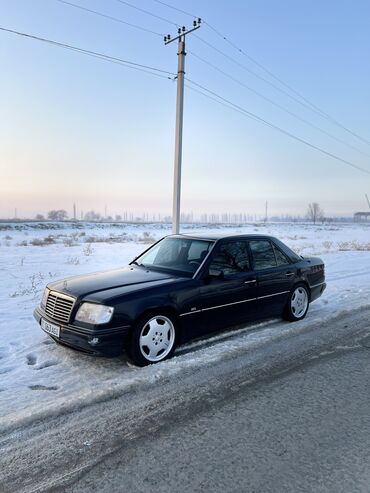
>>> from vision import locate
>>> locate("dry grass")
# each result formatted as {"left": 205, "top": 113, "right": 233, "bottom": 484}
{"left": 30, "top": 235, "right": 56, "bottom": 246}
{"left": 337, "top": 241, "right": 370, "bottom": 251}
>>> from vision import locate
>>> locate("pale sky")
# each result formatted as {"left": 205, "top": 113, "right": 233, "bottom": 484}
{"left": 1, "top": 0, "right": 370, "bottom": 219}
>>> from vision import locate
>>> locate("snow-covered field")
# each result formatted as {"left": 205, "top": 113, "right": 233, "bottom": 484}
{"left": 1, "top": 221, "right": 370, "bottom": 431}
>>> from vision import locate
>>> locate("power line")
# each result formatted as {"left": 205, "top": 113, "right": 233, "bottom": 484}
{"left": 203, "top": 22, "right": 370, "bottom": 148}
{"left": 150, "top": 0, "right": 196, "bottom": 19}
{"left": 55, "top": 0, "right": 163, "bottom": 37}
{"left": 114, "top": 0, "right": 178, "bottom": 27}
{"left": 0, "top": 27, "right": 175, "bottom": 78}
{"left": 193, "top": 35, "right": 334, "bottom": 117}
{"left": 185, "top": 78, "right": 370, "bottom": 176}
{"left": 147, "top": 0, "right": 370, "bottom": 148}
{"left": 188, "top": 50, "right": 370, "bottom": 159}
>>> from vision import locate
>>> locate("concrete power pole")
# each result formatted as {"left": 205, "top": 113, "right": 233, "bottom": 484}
{"left": 165, "top": 20, "right": 201, "bottom": 234}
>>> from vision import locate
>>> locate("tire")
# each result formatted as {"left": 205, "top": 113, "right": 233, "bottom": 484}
{"left": 283, "top": 283, "right": 310, "bottom": 322}
{"left": 128, "top": 312, "right": 178, "bottom": 366}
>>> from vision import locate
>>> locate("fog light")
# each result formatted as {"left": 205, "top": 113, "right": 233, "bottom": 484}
{"left": 89, "top": 337, "right": 100, "bottom": 346}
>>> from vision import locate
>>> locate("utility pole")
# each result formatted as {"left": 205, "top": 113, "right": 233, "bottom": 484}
{"left": 165, "top": 19, "right": 201, "bottom": 234}
{"left": 265, "top": 201, "right": 268, "bottom": 222}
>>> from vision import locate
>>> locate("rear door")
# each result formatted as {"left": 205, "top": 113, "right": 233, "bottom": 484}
{"left": 249, "top": 239, "right": 296, "bottom": 316}
{"left": 199, "top": 240, "right": 258, "bottom": 332}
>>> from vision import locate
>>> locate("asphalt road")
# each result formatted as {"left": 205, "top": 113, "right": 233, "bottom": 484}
{"left": 1, "top": 307, "right": 370, "bottom": 493}
{"left": 68, "top": 347, "right": 370, "bottom": 493}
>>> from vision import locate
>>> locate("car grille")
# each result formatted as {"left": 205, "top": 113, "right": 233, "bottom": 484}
{"left": 45, "top": 291, "right": 75, "bottom": 323}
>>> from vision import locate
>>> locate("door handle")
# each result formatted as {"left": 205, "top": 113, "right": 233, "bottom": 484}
{"left": 286, "top": 272, "right": 295, "bottom": 277}
{"left": 244, "top": 279, "right": 257, "bottom": 284}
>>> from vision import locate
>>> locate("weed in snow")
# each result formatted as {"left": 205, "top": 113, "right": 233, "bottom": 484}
{"left": 83, "top": 243, "right": 94, "bottom": 256}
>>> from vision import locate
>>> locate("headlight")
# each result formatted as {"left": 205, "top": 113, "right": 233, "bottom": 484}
{"left": 75, "top": 303, "right": 114, "bottom": 325}
{"left": 40, "top": 288, "right": 50, "bottom": 309}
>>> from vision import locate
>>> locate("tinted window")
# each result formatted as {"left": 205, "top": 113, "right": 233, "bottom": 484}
{"left": 188, "top": 240, "right": 211, "bottom": 262}
{"left": 274, "top": 246, "right": 290, "bottom": 266}
{"left": 135, "top": 237, "right": 213, "bottom": 275}
{"left": 209, "top": 241, "right": 250, "bottom": 275}
{"left": 250, "top": 240, "right": 277, "bottom": 269}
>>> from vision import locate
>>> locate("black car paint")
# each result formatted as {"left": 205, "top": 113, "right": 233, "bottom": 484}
{"left": 33, "top": 234, "right": 326, "bottom": 356}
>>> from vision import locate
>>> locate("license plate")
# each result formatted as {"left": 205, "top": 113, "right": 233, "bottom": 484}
{"left": 41, "top": 319, "right": 60, "bottom": 338}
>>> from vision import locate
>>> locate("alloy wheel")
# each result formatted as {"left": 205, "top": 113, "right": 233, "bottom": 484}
{"left": 139, "top": 315, "right": 176, "bottom": 362}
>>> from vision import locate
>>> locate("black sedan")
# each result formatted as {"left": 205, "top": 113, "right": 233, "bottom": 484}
{"left": 34, "top": 234, "right": 326, "bottom": 366}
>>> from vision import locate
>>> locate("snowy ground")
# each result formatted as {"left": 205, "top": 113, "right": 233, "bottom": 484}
{"left": 0, "top": 221, "right": 370, "bottom": 431}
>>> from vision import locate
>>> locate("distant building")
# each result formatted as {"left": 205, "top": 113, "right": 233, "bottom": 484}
{"left": 354, "top": 212, "right": 370, "bottom": 222}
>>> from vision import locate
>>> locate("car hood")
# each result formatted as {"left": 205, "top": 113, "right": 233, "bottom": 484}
{"left": 47, "top": 266, "right": 177, "bottom": 298}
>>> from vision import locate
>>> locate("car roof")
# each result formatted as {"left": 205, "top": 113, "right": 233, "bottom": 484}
{"left": 171, "top": 233, "right": 278, "bottom": 242}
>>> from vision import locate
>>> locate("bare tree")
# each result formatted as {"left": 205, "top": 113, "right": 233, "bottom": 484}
{"left": 307, "top": 202, "right": 324, "bottom": 224}
{"left": 84, "top": 210, "right": 101, "bottom": 221}
{"left": 47, "top": 210, "right": 68, "bottom": 221}
{"left": 35, "top": 214, "right": 45, "bottom": 221}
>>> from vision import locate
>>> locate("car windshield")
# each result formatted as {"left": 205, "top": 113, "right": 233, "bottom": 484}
{"left": 133, "top": 237, "right": 214, "bottom": 276}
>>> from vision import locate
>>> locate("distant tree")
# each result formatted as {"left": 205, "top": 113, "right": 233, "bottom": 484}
{"left": 35, "top": 214, "right": 45, "bottom": 221}
{"left": 307, "top": 203, "right": 324, "bottom": 224}
{"left": 115, "top": 214, "right": 122, "bottom": 222}
{"left": 47, "top": 209, "right": 68, "bottom": 221}
{"left": 84, "top": 210, "right": 101, "bottom": 221}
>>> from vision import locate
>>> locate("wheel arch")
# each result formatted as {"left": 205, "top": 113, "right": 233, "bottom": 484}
{"left": 130, "top": 305, "right": 181, "bottom": 341}
{"left": 294, "top": 279, "right": 311, "bottom": 301}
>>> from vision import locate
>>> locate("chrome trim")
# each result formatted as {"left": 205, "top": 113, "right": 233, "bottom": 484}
{"left": 49, "top": 291, "right": 76, "bottom": 302}
{"left": 179, "top": 309, "right": 202, "bottom": 317}
{"left": 244, "top": 279, "right": 257, "bottom": 284}
{"left": 179, "top": 290, "right": 292, "bottom": 317}
{"left": 258, "top": 290, "right": 290, "bottom": 300}
{"left": 180, "top": 297, "right": 256, "bottom": 316}
{"left": 45, "top": 291, "right": 76, "bottom": 323}
{"left": 202, "top": 297, "right": 257, "bottom": 312}
{"left": 192, "top": 240, "right": 218, "bottom": 279}
{"left": 309, "top": 281, "right": 326, "bottom": 289}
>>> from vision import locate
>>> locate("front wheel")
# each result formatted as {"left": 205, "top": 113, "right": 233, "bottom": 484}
{"left": 128, "top": 313, "right": 177, "bottom": 366}
{"left": 283, "top": 284, "right": 310, "bottom": 321}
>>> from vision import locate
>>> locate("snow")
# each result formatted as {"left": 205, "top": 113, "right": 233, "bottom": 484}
{"left": 0, "top": 221, "right": 370, "bottom": 431}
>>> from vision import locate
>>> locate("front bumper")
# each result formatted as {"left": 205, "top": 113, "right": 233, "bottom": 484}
{"left": 34, "top": 307, "right": 131, "bottom": 356}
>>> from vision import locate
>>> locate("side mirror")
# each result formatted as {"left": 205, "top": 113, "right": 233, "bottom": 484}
{"left": 208, "top": 268, "right": 224, "bottom": 280}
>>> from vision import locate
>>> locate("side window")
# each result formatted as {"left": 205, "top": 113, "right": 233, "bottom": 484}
{"left": 249, "top": 240, "right": 277, "bottom": 270}
{"left": 273, "top": 245, "right": 290, "bottom": 266}
{"left": 187, "top": 241, "right": 211, "bottom": 262}
{"left": 209, "top": 241, "right": 250, "bottom": 276}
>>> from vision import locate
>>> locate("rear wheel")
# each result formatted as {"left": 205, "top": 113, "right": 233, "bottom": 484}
{"left": 283, "top": 284, "right": 310, "bottom": 321}
{"left": 128, "top": 313, "right": 177, "bottom": 366}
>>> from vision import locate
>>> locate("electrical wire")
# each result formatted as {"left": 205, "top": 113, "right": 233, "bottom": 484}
{"left": 55, "top": 0, "right": 163, "bottom": 37}
{"left": 147, "top": 0, "right": 370, "bottom": 147}
{"left": 185, "top": 78, "right": 370, "bottom": 176}
{"left": 204, "top": 21, "right": 370, "bottom": 147}
{"left": 194, "top": 35, "right": 331, "bottom": 116}
{"left": 204, "top": 24, "right": 370, "bottom": 147}
{"left": 188, "top": 50, "right": 370, "bottom": 159}
{"left": 114, "top": 0, "right": 179, "bottom": 27}
{"left": 150, "top": 0, "right": 196, "bottom": 19}
{"left": 0, "top": 27, "right": 176, "bottom": 78}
